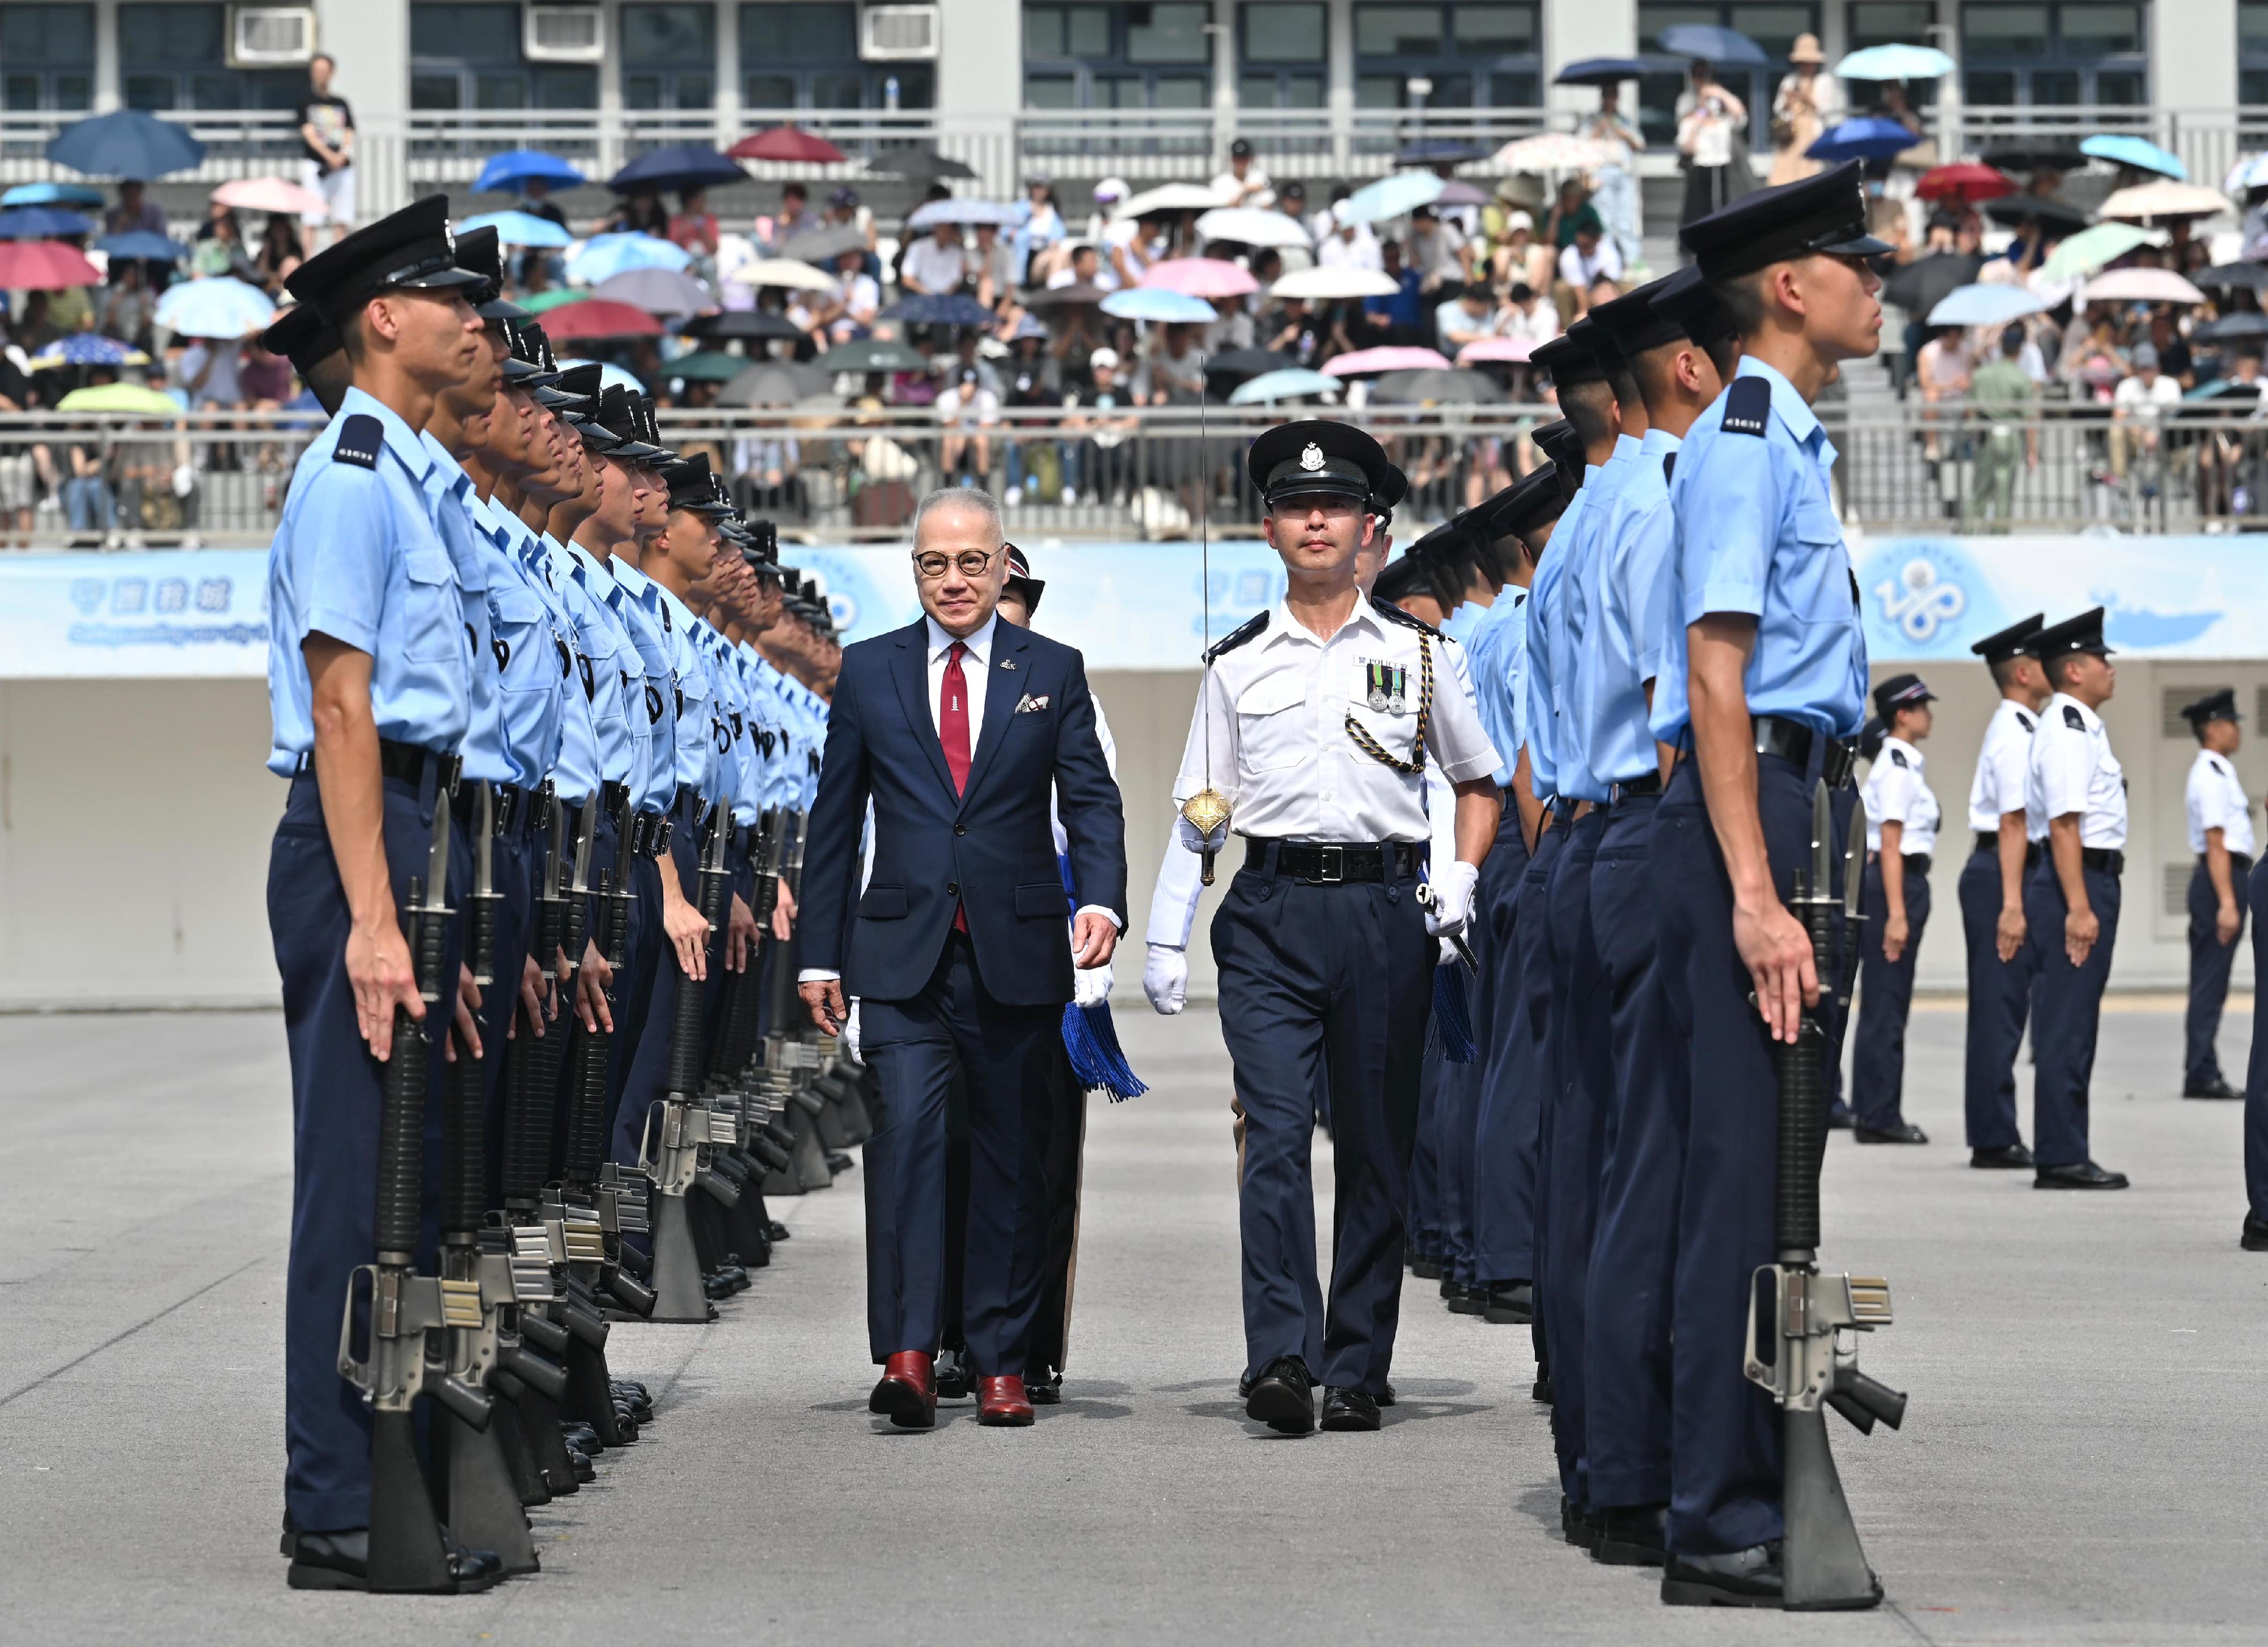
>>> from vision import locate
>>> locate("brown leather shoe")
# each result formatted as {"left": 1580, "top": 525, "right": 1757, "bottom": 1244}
{"left": 869, "top": 1350, "right": 937, "bottom": 1429}
{"left": 977, "top": 1374, "right": 1035, "bottom": 1426}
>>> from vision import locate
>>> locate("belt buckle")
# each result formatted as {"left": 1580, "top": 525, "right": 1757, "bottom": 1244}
{"left": 1315, "top": 844, "right": 1344, "bottom": 884}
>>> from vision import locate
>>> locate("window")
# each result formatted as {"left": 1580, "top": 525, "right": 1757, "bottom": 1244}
{"left": 1845, "top": 1, "right": 1938, "bottom": 105}
{"left": 1241, "top": 3, "right": 1326, "bottom": 109}
{"left": 741, "top": 3, "right": 932, "bottom": 110}
{"left": 1353, "top": 3, "right": 1543, "bottom": 111}
{"left": 1636, "top": 2, "right": 1818, "bottom": 146}
{"left": 2, "top": 3, "right": 94, "bottom": 112}
{"left": 623, "top": 3, "right": 715, "bottom": 111}
{"left": 1022, "top": 3, "right": 1213, "bottom": 109}
{"left": 409, "top": 3, "right": 597, "bottom": 110}
{"left": 119, "top": 2, "right": 301, "bottom": 109}
{"left": 2244, "top": 3, "right": 2268, "bottom": 104}
{"left": 1961, "top": 3, "right": 2147, "bottom": 107}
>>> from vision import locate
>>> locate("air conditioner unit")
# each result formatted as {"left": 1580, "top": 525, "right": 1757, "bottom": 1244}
{"left": 861, "top": 4, "right": 940, "bottom": 60}
{"left": 526, "top": 5, "right": 605, "bottom": 62}
{"left": 228, "top": 5, "right": 314, "bottom": 66}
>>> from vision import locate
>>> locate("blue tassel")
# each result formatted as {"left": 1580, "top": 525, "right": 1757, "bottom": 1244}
{"left": 1429, "top": 962, "right": 1477, "bottom": 1064}
{"left": 1061, "top": 998, "right": 1149, "bottom": 1101}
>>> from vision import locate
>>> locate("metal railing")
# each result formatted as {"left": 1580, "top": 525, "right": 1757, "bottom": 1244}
{"left": 9, "top": 403, "right": 2268, "bottom": 550}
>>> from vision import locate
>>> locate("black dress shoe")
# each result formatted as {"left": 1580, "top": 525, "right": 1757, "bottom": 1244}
{"left": 2242, "top": 1213, "right": 2268, "bottom": 1251}
{"left": 1028, "top": 1369, "right": 1063, "bottom": 1405}
{"left": 1826, "top": 1103, "right": 1854, "bottom": 1131}
{"left": 1445, "top": 1283, "right": 1489, "bottom": 1315}
{"left": 1319, "top": 1387, "right": 1381, "bottom": 1431}
{"left": 1592, "top": 1503, "right": 1668, "bottom": 1566}
{"left": 1245, "top": 1356, "right": 1316, "bottom": 1434}
{"left": 561, "top": 1421, "right": 601, "bottom": 1454}
{"left": 285, "top": 1530, "right": 505, "bottom": 1593}
{"left": 1560, "top": 1496, "right": 1599, "bottom": 1550}
{"left": 2035, "top": 1160, "right": 2130, "bottom": 1189}
{"left": 564, "top": 1445, "right": 596, "bottom": 1483}
{"left": 826, "top": 1151, "right": 853, "bottom": 1174}
{"left": 1970, "top": 1143, "right": 2035, "bottom": 1169}
{"left": 1482, "top": 1281, "right": 1534, "bottom": 1324}
{"left": 2185, "top": 1076, "right": 2241, "bottom": 1100}
{"left": 935, "top": 1348, "right": 974, "bottom": 1402}
{"left": 1237, "top": 1371, "right": 1254, "bottom": 1400}
{"left": 1660, "top": 1544, "right": 1800, "bottom": 1608}
{"left": 1853, "top": 1121, "right": 1928, "bottom": 1144}
{"left": 768, "top": 1221, "right": 792, "bottom": 1240}
{"left": 1375, "top": 1382, "right": 1395, "bottom": 1407}
{"left": 1410, "top": 1255, "right": 1445, "bottom": 1280}
{"left": 1532, "top": 1373, "right": 1553, "bottom": 1404}
{"left": 1438, "top": 1276, "right": 1460, "bottom": 1300}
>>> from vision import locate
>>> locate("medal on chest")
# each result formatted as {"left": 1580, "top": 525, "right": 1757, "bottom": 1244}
{"left": 1363, "top": 659, "right": 1408, "bottom": 717}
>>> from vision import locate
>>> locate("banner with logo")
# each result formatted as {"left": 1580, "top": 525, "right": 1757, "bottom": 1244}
{"left": 1, "top": 536, "right": 2257, "bottom": 678}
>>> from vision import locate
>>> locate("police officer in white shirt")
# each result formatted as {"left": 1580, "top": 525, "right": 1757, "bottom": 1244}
{"left": 2023, "top": 608, "right": 2129, "bottom": 1189}
{"left": 1171, "top": 421, "right": 1500, "bottom": 1436}
{"left": 2179, "top": 689, "right": 2252, "bottom": 1099}
{"left": 1958, "top": 616, "right": 2049, "bottom": 1167}
{"left": 1851, "top": 675, "right": 1940, "bottom": 1142}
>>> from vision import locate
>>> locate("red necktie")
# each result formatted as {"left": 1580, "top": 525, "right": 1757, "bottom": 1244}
{"left": 941, "top": 641, "right": 971, "bottom": 931}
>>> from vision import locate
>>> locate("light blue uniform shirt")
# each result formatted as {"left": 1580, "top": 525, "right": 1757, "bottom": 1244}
{"left": 1521, "top": 464, "right": 1598, "bottom": 802}
{"left": 266, "top": 387, "right": 472, "bottom": 776}
{"left": 1577, "top": 426, "right": 1681, "bottom": 786}
{"left": 603, "top": 557, "right": 680, "bottom": 812}
{"left": 739, "top": 644, "right": 797, "bottom": 811}
{"left": 515, "top": 531, "right": 602, "bottom": 803}
{"left": 1463, "top": 587, "right": 1528, "bottom": 792}
{"left": 564, "top": 544, "right": 644, "bottom": 791}
{"left": 706, "top": 630, "right": 764, "bottom": 827}
{"left": 1440, "top": 598, "right": 1486, "bottom": 647}
{"left": 468, "top": 493, "right": 569, "bottom": 792}
{"left": 1551, "top": 434, "right": 1639, "bottom": 803}
{"left": 761, "top": 659, "right": 826, "bottom": 808}
{"left": 1649, "top": 357, "right": 1869, "bottom": 746}
{"left": 416, "top": 433, "right": 508, "bottom": 784}
{"left": 645, "top": 577, "right": 719, "bottom": 801}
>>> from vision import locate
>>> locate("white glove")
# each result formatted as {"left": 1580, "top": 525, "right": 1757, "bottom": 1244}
{"left": 1176, "top": 815, "right": 1228, "bottom": 856}
{"left": 1437, "top": 937, "right": 1461, "bottom": 968}
{"left": 1073, "top": 960, "right": 1113, "bottom": 1007}
{"left": 1421, "top": 860, "right": 1479, "bottom": 939}
{"left": 1143, "top": 943, "right": 1188, "bottom": 1015}
{"left": 843, "top": 1000, "right": 862, "bottom": 1064}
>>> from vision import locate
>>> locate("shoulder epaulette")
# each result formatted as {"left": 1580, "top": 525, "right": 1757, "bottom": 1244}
{"left": 1721, "top": 376, "right": 1771, "bottom": 437}
{"left": 333, "top": 413, "right": 382, "bottom": 469}
{"left": 2063, "top": 704, "right": 2086, "bottom": 730}
{"left": 2210, "top": 755, "right": 2231, "bottom": 775}
{"left": 1889, "top": 747, "right": 1909, "bottom": 768}
{"left": 1374, "top": 601, "right": 1444, "bottom": 641}
{"left": 1203, "top": 611, "right": 1269, "bottom": 664}
{"left": 2015, "top": 710, "right": 2033, "bottom": 732}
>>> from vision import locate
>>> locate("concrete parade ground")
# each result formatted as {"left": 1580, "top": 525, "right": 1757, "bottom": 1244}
{"left": 3, "top": 998, "right": 2266, "bottom": 1644}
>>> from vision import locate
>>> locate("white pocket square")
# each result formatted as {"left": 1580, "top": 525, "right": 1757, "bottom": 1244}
{"left": 1014, "top": 693, "right": 1050, "bottom": 713}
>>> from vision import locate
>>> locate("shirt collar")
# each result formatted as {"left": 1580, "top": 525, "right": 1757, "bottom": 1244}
{"left": 1734, "top": 355, "right": 1821, "bottom": 447}
{"left": 1608, "top": 432, "right": 1641, "bottom": 467}
{"left": 416, "top": 428, "right": 472, "bottom": 499}
{"left": 339, "top": 385, "right": 432, "bottom": 480}
{"left": 926, "top": 611, "right": 997, "bottom": 666}
{"left": 1266, "top": 594, "right": 1384, "bottom": 649}
{"left": 2050, "top": 691, "right": 2101, "bottom": 731}
{"left": 1639, "top": 425, "right": 1682, "bottom": 457}
{"left": 1882, "top": 734, "right": 1923, "bottom": 768}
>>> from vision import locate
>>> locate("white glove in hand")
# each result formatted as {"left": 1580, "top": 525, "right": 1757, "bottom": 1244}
{"left": 843, "top": 1000, "right": 862, "bottom": 1064}
{"left": 1073, "top": 960, "right": 1113, "bottom": 1007}
{"left": 1422, "top": 860, "right": 1479, "bottom": 939}
{"left": 1143, "top": 943, "right": 1188, "bottom": 1015}
{"left": 1437, "top": 937, "right": 1461, "bottom": 968}
{"left": 1176, "top": 815, "right": 1229, "bottom": 856}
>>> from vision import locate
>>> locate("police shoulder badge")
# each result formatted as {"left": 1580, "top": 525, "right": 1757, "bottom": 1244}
{"left": 1300, "top": 442, "right": 1326, "bottom": 472}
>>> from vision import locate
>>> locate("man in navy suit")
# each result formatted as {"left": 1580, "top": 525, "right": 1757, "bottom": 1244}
{"left": 798, "top": 488, "right": 1127, "bottom": 1428}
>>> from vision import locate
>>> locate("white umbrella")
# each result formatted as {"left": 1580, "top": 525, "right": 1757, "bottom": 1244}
{"left": 2098, "top": 180, "right": 2232, "bottom": 222}
{"left": 1194, "top": 206, "right": 1313, "bottom": 249}
{"left": 1491, "top": 133, "right": 1617, "bottom": 172}
{"left": 1116, "top": 181, "right": 1232, "bottom": 219}
{"left": 2081, "top": 267, "right": 2207, "bottom": 306}
{"left": 726, "top": 256, "right": 840, "bottom": 293}
{"left": 1269, "top": 265, "right": 1402, "bottom": 300}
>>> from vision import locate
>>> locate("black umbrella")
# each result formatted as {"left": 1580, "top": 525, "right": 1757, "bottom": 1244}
{"left": 718, "top": 360, "right": 838, "bottom": 407}
{"left": 818, "top": 337, "right": 930, "bottom": 373}
{"left": 1370, "top": 367, "right": 1505, "bottom": 404}
{"left": 2194, "top": 312, "right": 2268, "bottom": 342}
{"left": 680, "top": 308, "right": 806, "bottom": 342}
{"left": 2194, "top": 263, "right": 2268, "bottom": 293}
{"left": 780, "top": 224, "right": 869, "bottom": 265}
{"left": 1022, "top": 282, "right": 1108, "bottom": 310}
{"left": 881, "top": 292, "right": 996, "bottom": 328}
{"left": 1881, "top": 249, "right": 1984, "bottom": 317}
{"left": 1981, "top": 194, "right": 2091, "bottom": 231}
{"left": 1555, "top": 56, "right": 1648, "bottom": 87}
{"left": 865, "top": 146, "right": 978, "bottom": 181}
{"left": 608, "top": 144, "right": 747, "bottom": 195}
{"left": 1395, "top": 141, "right": 1483, "bottom": 167}
{"left": 1982, "top": 142, "right": 2088, "bottom": 174}
{"left": 1203, "top": 349, "right": 1297, "bottom": 380}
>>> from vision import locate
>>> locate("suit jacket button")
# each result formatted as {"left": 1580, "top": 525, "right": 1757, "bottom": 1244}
{"left": 946, "top": 882, "right": 959, "bottom": 896}
{"left": 954, "top": 823, "right": 966, "bottom": 836}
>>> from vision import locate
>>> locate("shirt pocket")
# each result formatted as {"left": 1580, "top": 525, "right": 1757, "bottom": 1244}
{"left": 1785, "top": 499, "right": 1856, "bottom": 628}
{"left": 1344, "top": 658, "right": 1421, "bottom": 767}
{"left": 488, "top": 587, "right": 551, "bottom": 690}
{"left": 1235, "top": 674, "right": 1308, "bottom": 774}
{"left": 401, "top": 546, "right": 464, "bottom": 664}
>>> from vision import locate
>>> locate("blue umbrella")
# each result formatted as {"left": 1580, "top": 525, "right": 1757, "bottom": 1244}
{"left": 1833, "top": 44, "right": 1956, "bottom": 81}
{"left": 0, "top": 206, "right": 95, "bottom": 239}
{"left": 880, "top": 292, "right": 997, "bottom": 328}
{"left": 1228, "top": 367, "right": 1340, "bottom": 405}
{"left": 2080, "top": 134, "right": 2187, "bottom": 182}
{"left": 93, "top": 230, "right": 188, "bottom": 262}
{"left": 606, "top": 145, "right": 746, "bottom": 195}
{"left": 31, "top": 333, "right": 149, "bottom": 368}
{"left": 472, "top": 149, "right": 588, "bottom": 194}
{"left": 153, "top": 276, "right": 276, "bottom": 339}
{"left": 566, "top": 232, "right": 692, "bottom": 284}
{"left": 1656, "top": 23, "right": 1768, "bottom": 63}
{"left": 2, "top": 182, "right": 106, "bottom": 208}
{"left": 1555, "top": 56, "right": 1648, "bottom": 86}
{"left": 1101, "top": 287, "right": 1217, "bottom": 324}
{"left": 1337, "top": 171, "right": 1448, "bottom": 227}
{"left": 458, "top": 209, "right": 574, "bottom": 249}
{"left": 1807, "top": 117, "right": 1923, "bottom": 164}
{"left": 1926, "top": 283, "right": 2050, "bottom": 328}
{"left": 46, "top": 108, "right": 206, "bottom": 179}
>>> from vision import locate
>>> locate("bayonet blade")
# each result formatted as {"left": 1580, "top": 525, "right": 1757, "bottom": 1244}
{"left": 569, "top": 790, "right": 599, "bottom": 897}
{"left": 1843, "top": 793, "right": 1869, "bottom": 925}
{"left": 425, "top": 768, "right": 455, "bottom": 914}
{"left": 1809, "top": 778, "right": 1834, "bottom": 896}
{"left": 473, "top": 781, "right": 496, "bottom": 899}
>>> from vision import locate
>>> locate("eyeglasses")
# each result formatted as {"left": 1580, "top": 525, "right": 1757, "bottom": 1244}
{"left": 912, "top": 546, "right": 1001, "bottom": 580}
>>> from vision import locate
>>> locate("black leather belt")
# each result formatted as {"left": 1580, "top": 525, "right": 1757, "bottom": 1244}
{"left": 1609, "top": 770, "right": 1664, "bottom": 803}
{"left": 1974, "top": 832, "right": 2043, "bottom": 867}
{"left": 373, "top": 738, "right": 454, "bottom": 787}
{"left": 602, "top": 780, "right": 631, "bottom": 827}
{"left": 1752, "top": 714, "right": 1813, "bottom": 770}
{"left": 628, "top": 810, "right": 671, "bottom": 860}
{"left": 1821, "top": 736, "right": 1859, "bottom": 790}
{"left": 1550, "top": 797, "right": 1575, "bottom": 828}
{"left": 1245, "top": 838, "right": 1424, "bottom": 884}
{"left": 1903, "top": 852, "right": 1931, "bottom": 876}
{"left": 2081, "top": 847, "right": 2125, "bottom": 876}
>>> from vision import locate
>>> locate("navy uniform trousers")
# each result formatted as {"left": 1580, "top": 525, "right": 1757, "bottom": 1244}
{"left": 272, "top": 764, "right": 468, "bottom": 1535}
{"left": 1409, "top": 1046, "right": 1448, "bottom": 1263}
{"left": 479, "top": 816, "right": 535, "bottom": 1210}
{"left": 1541, "top": 808, "right": 1611, "bottom": 1506}
{"left": 1850, "top": 857, "right": 1931, "bottom": 1131}
{"left": 1583, "top": 789, "right": 1678, "bottom": 1511}
{"left": 1475, "top": 820, "right": 1559, "bottom": 1289}
{"left": 1214, "top": 852, "right": 1432, "bottom": 1390}
{"left": 1656, "top": 752, "right": 1816, "bottom": 1557}
{"left": 1446, "top": 810, "right": 1528, "bottom": 1284}
{"left": 2025, "top": 860, "right": 2122, "bottom": 1170}
{"left": 1957, "top": 844, "right": 2036, "bottom": 1151}
{"left": 2187, "top": 854, "right": 2252, "bottom": 1090}
{"left": 611, "top": 798, "right": 704, "bottom": 1169}
{"left": 2242, "top": 858, "right": 2268, "bottom": 1217}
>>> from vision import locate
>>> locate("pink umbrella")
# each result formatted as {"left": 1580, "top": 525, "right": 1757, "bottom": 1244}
{"left": 2080, "top": 266, "right": 2207, "bottom": 306}
{"left": 1323, "top": 345, "right": 1453, "bottom": 376}
{"left": 1141, "top": 258, "right": 1260, "bottom": 300}
{"left": 1457, "top": 336, "right": 1537, "bottom": 365}
{"left": 213, "top": 176, "right": 330, "bottom": 219}
{"left": 0, "top": 240, "right": 101, "bottom": 289}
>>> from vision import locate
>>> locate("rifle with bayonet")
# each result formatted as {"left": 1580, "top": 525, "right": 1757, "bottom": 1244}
{"left": 1741, "top": 779, "right": 1907, "bottom": 1611}
{"left": 758, "top": 810, "right": 837, "bottom": 1196}
{"left": 336, "top": 763, "right": 487, "bottom": 1594}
